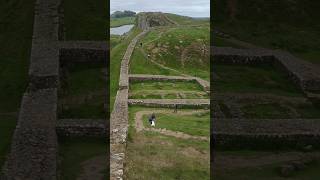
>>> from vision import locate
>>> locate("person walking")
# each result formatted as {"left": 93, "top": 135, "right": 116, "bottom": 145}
{"left": 149, "top": 113, "right": 156, "bottom": 127}
{"left": 174, "top": 104, "right": 178, "bottom": 113}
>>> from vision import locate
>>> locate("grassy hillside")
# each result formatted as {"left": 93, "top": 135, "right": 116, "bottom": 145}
{"left": 63, "top": 0, "right": 107, "bottom": 40}
{"left": 213, "top": 0, "right": 320, "bottom": 64}
{"left": 110, "top": 17, "right": 135, "bottom": 28}
{"left": 130, "top": 15, "right": 210, "bottom": 80}
{"left": 0, "top": 0, "right": 35, "bottom": 168}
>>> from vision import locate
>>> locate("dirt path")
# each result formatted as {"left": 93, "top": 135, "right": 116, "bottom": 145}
{"left": 77, "top": 155, "right": 107, "bottom": 180}
{"left": 134, "top": 110, "right": 209, "bottom": 141}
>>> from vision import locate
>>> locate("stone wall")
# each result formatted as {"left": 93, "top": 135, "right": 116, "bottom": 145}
{"left": 1, "top": 0, "right": 61, "bottom": 178}
{"left": 212, "top": 117, "right": 320, "bottom": 149}
{"left": 128, "top": 99, "right": 210, "bottom": 108}
{"left": 56, "top": 119, "right": 107, "bottom": 137}
{"left": 129, "top": 74, "right": 210, "bottom": 92}
{"left": 212, "top": 46, "right": 320, "bottom": 92}
{"left": 59, "top": 47, "right": 107, "bottom": 65}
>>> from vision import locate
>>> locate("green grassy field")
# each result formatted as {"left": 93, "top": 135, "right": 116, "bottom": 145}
{"left": 130, "top": 81, "right": 203, "bottom": 92}
{"left": 110, "top": 17, "right": 135, "bottom": 28}
{"left": 142, "top": 112, "right": 210, "bottom": 136}
{"left": 63, "top": 0, "right": 107, "bottom": 40}
{"left": 214, "top": 150, "right": 320, "bottom": 180}
{"left": 0, "top": 115, "right": 17, "bottom": 168}
{"left": 59, "top": 64, "right": 106, "bottom": 119}
{"left": 125, "top": 107, "right": 210, "bottom": 179}
{"left": 0, "top": 0, "right": 35, "bottom": 169}
{"left": 213, "top": 0, "right": 320, "bottom": 64}
{"left": 165, "top": 13, "right": 209, "bottom": 26}
{"left": 130, "top": 20, "right": 210, "bottom": 80}
{"left": 214, "top": 64, "right": 304, "bottom": 97}
{"left": 58, "top": 137, "right": 107, "bottom": 180}
{"left": 241, "top": 102, "right": 320, "bottom": 119}
{"left": 129, "top": 81, "right": 208, "bottom": 99}
{"left": 129, "top": 90, "right": 209, "bottom": 99}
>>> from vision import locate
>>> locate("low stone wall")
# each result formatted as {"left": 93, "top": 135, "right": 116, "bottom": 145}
{"left": 214, "top": 133, "right": 320, "bottom": 149}
{"left": 56, "top": 119, "right": 106, "bottom": 137}
{"left": 129, "top": 74, "right": 195, "bottom": 82}
{"left": 1, "top": 0, "right": 61, "bottom": 178}
{"left": 128, "top": 99, "right": 210, "bottom": 108}
{"left": 129, "top": 74, "right": 210, "bottom": 92}
{"left": 2, "top": 89, "right": 58, "bottom": 179}
{"left": 212, "top": 47, "right": 320, "bottom": 92}
{"left": 213, "top": 118, "right": 320, "bottom": 149}
{"left": 59, "top": 48, "right": 107, "bottom": 65}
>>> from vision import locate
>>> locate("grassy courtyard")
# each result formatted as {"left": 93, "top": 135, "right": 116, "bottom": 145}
{"left": 130, "top": 23, "right": 210, "bottom": 80}
{"left": 142, "top": 111, "right": 210, "bottom": 137}
{"left": 59, "top": 64, "right": 106, "bottom": 119}
{"left": 125, "top": 106, "right": 210, "bottom": 179}
{"left": 214, "top": 64, "right": 304, "bottom": 97}
{"left": 214, "top": 150, "right": 320, "bottom": 180}
{"left": 58, "top": 137, "right": 107, "bottom": 180}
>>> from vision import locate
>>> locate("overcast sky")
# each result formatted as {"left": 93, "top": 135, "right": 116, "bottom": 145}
{"left": 110, "top": 0, "right": 210, "bottom": 17}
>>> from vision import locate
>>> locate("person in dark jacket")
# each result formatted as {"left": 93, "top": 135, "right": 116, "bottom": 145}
{"left": 148, "top": 113, "right": 156, "bottom": 127}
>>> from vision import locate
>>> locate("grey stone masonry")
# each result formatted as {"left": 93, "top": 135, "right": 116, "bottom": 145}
{"left": 110, "top": 89, "right": 128, "bottom": 180}
{"left": 129, "top": 74, "right": 195, "bottom": 82}
{"left": 212, "top": 46, "right": 320, "bottom": 92}
{"left": 2, "top": 89, "right": 58, "bottom": 180}
{"left": 118, "top": 31, "right": 149, "bottom": 89}
{"left": 56, "top": 119, "right": 107, "bottom": 137}
{"left": 2, "top": 0, "right": 60, "bottom": 178}
{"left": 128, "top": 99, "right": 210, "bottom": 108}
{"left": 59, "top": 41, "right": 108, "bottom": 65}
{"left": 111, "top": 30, "right": 148, "bottom": 180}
{"left": 212, "top": 118, "right": 320, "bottom": 148}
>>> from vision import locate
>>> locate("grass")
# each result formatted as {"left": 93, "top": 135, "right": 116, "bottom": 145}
{"left": 58, "top": 137, "right": 107, "bottom": 180}
{"left": 213, "top": 0, "right": 320, "bottom": 64}
{"left": 63, "top": 0, "right": 107, "bottom": 40}
{"left": 165, "top": 13, "right": 209, "bottom": 26}
{"left": 214, "top": 64, "right": 304, "bottom": 97}
{"left": 130, "top": 81, "right": 203, "bottom": 92}
{"left": 0, "top": 0, "right": 35, "bottom": 169}
{"left": 213, "top": 36, "right": 246, "bottom": 48}
{"left": 110, "top": 17, "right": 135, "bottom": 28}
{"left": 0, "top": 115, "right": 17, "bottom": 168}
{"left": 214, "top": 150, "right": 320, "bottom": 180}
{"left": 241, "top": 103, "right": 291, "bottom": 119}
{"left": 125, "top": 107, "right": 210, "bottom": 179}
{"left": 129, "top": 47, "right": 181, "bottom": 76}
{"left": 143, "top": 112, "right": 210, "bottom": 137}
{"left": 110, "top": 35, "right": 122, "bottom": 49}
{"left": 131, "top": 24, "right": 210, "bottom": 80}
{"left": 59, "top": 64, "right": 106, "bottom": 119}
{"left": 129, "top": 90, "right": 209, "bottom": 99}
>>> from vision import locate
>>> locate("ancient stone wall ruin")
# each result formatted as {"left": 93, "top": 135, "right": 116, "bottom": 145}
{"left": 213, "top": 47, "right": 320, "bottom": 92}
{"left": 212, "top": 46, "right": 320, "bottom": 149}
{"left": 1, "top": 0, "right": 108, "bottom": 178}
{"left": 56, "top": 119, "right": 107, "bottom": 137}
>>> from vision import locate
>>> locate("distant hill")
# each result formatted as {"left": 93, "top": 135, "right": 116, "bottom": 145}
{"left": 111, "top": 10, "right": 136, "bottom": 18}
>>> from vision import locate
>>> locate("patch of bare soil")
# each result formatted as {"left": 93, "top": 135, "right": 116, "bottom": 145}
{"left": 77, "top": 155, "right": 107, "bottom": 180}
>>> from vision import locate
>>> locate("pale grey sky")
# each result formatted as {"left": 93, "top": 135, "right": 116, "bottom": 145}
{"left": 110, "top": 0, "right": 210, "bottom": 17}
